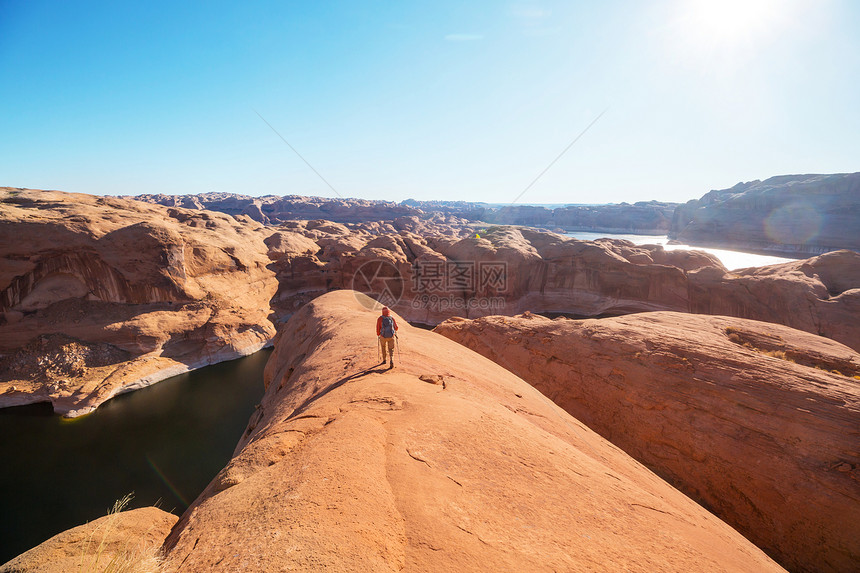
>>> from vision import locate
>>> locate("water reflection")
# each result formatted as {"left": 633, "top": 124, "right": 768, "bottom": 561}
{"left": 564, "top": 232, "right": 797, "bottom": 270}
{"left": 0, "top": 349, "right": 270, "bottom": 564}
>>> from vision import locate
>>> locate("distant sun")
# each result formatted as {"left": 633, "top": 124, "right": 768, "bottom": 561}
{"left": 686, "top": 0, "right": 778, "bottom": 43}
{"left": 671, "top": 0, "right": 788, "bottom": 60}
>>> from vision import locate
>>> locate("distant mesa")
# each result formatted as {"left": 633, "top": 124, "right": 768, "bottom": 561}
{"left": 435, "top": 311, "right": 860, "bottom": 572}
{"left": 669, "top": 172, "right": 860, "bottom": 256}
{"left": 129, "top": 192, "right": 678, "bottom": 235}
{"left": 131, "top": 172, "right": 860, "bottom": 256}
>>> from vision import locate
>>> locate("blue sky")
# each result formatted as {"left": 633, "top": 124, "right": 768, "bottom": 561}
{"left": 1, "top": 0, "right": 857, "bottom": 204}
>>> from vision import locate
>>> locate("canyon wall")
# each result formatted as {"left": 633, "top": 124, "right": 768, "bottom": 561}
{"left": 669, "top": 173, "right": 860, "bottom": 256}
{"left": 0, "top": 188, "right": 278, "bottom": 416}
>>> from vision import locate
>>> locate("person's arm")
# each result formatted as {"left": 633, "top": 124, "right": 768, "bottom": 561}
{"left": 393, "top": 318, "right": 399, "bottom": 331}
{"left": 376, "top": 316, "right": 382, "bottom": 336}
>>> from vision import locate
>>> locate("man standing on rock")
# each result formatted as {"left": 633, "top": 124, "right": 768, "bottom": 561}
{"left": 376, "top": 307, "right": 398, "bottom": 368}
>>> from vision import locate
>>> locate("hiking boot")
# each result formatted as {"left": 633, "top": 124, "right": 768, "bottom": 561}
{"left": 389, "top": 360, "right": 394, "bottom": 369}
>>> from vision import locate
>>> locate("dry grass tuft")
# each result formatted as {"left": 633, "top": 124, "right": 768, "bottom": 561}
{"left": 759, "top": 349, "right": 795, "bottom": 362}
{"left": 77, "top": 494, "right": 163, "bottom": 573}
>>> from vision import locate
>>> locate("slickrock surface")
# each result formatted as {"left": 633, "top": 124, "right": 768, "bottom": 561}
{"left": 160, "top": 290, "right": 783, "bottom": 572}
{"left": 0, "top": 507, "right": 176, "bottom": 573}
{"left": 0, "top": 188, "right": 278, "bottom": 416}
{"left": 670, "top": 172, "right": 860, "bottom": 256}
{"left": 434, "top": 311, "right": 860, "bottom": 572}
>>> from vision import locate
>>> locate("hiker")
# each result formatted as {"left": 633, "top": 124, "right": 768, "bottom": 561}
{"left": 376, "top": 306, "right": 398, "bottom": 368}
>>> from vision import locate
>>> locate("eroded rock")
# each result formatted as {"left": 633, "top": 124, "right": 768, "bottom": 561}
{"left": 0, "top": 188, "right": 278, "bottom": 416}
{"left": 160, "top": 291, "right": 784, "bottom": 572}
{"left": 434, "top": 311, "right": 860, "bottom": 572}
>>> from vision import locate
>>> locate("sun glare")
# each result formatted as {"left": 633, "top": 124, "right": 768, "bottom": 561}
{"left": 685, "top": 0, "right": 779, "bottom": 44}
{"left": 667, "top": 0, "right": 793, "bottom": 66}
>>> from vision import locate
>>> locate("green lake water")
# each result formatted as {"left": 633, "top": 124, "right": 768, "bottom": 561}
{"left": 0, "top": 349, "right": 270, "bottom": 564}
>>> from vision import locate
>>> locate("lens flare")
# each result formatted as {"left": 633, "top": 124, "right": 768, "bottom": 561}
{"left": 146, "top": 454, "right": 190, "bottom": 508}
{"left": 764, "top": 202, "right": 822, "bottom": 245}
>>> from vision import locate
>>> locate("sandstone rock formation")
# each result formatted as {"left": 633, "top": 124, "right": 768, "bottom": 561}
{"left": 127, "top": 192, "right": 428, "bottom": 226}
{"left": 263, "top": 222, "right": 724, "bottom": 326}
{"left": 0, "top": 188, "right": 278, "bottom": 416}
{"left": 0, "top": 506, "right": 176, "bottom": 573}
{"left": 669, "top": 172, "right": 860, "bottom": 256}
{"left": 159, "top": 290, "right": 784, "bottom": 572}
{"left": 3, "top": 187, "right": 858, "bottom": 417}
{"left": 261, "top": 222, "right": 860, "bottom": 351}
{"left": 688, "top": 249, "right": 860, "bottom": 351}
{"left": 130, "top": 192, "right": 678, "bottom": 234}
{"left": 434, "top": 311, "right": 860, "bottom": 572}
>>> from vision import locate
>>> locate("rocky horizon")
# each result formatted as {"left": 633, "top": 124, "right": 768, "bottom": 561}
{"left": 128, "top": 170, "right": 860, "bottom": 256}
{"left": 127, "top": 191, "right": 678, "bottom": 235}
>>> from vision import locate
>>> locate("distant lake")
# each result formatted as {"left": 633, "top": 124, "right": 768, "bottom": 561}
{"left": 565, "top": 232, "right": 798, "bottom": 270}
{"left": 0, "top": 349, "right": 270, "bottom": 564}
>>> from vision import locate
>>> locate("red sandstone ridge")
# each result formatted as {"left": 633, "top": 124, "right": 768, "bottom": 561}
{"left": 434, "top": 312, "right": 860, "bottom": 572}
{"left": 159, "top": 290, "right": 784, "bottom": 572}
{"left": 0, "top": 188, "right": 278, "bottom": 416}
